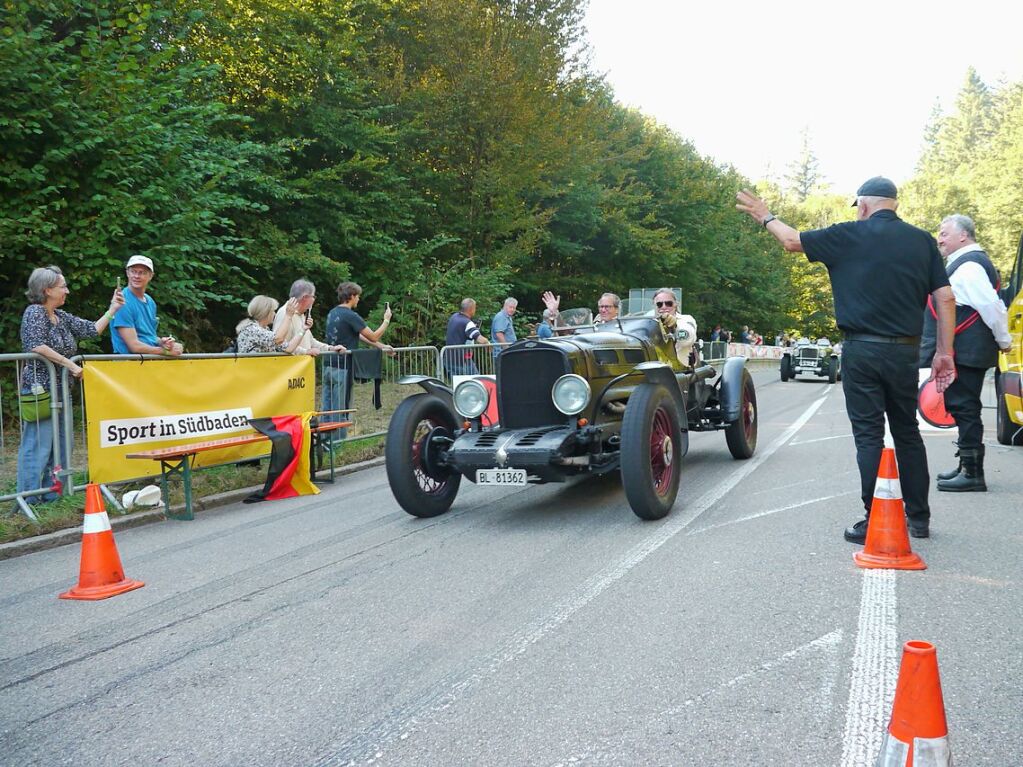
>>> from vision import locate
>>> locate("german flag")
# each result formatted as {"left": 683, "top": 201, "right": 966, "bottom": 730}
{"left": 244, "top": 413, "right": 320, "bottom": 502}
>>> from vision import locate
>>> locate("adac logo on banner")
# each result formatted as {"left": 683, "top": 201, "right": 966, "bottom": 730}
{"left": 84, "top": 356, "right": 315, "bottom": 484}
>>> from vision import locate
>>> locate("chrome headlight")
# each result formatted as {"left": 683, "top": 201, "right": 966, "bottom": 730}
{"left": 552, "top": 374, "right": 591, "bottom": 415}
{"left": 453, "top": 379, "right": 489, "bottom": 419}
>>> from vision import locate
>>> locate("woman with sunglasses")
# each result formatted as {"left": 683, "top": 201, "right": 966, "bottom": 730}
{"left": 650, "top": 288, "right": 698, "bottom": 365}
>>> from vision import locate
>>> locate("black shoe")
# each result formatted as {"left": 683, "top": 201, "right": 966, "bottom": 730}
{"left": 844, "top": 519, "right": 868, "bottom": 544}
{"left": 908, "top": 521, "right": 930, "bottom": 539}
{"left": 937, "top": 473, "right": 986, "bottom": 492}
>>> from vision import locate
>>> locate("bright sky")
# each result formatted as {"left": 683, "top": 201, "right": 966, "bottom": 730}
{"left": 583, "top": 0, "right": 1023, "bottom": 195}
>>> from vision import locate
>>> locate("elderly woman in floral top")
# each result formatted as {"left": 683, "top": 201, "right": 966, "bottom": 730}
{"left": 18, "top": 265, "right": 124, "bottom": 500}
{"left": 235, "top": 295, "right": 309, "bottom": 354}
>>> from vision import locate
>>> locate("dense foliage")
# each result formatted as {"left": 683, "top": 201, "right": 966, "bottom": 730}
{"left": 2, "top": 5, "right": 1019, "bottom": 351}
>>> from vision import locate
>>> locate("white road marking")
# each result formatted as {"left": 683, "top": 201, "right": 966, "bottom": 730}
{"left": 674, "top": 629, "right": 844, "bottom": 709}
{"left": 317, "top": 392, "right": 833, "bottom": 766}
{"left": 687, "top": 491, "right": 856, "bottom": 535}
{"left": 789, "top": 433, "right": 853, "bottom": 446}
{"left": 549, "top": 630, "right": 845, "bottom": 766}
{"left": 840, "top": 570, "right": 899, "bottom": 767}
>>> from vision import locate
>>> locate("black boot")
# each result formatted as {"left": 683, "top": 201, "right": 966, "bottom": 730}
{"left": 936, "top": 445, "right": 961, "bottom": 481}
{"left": 937, "top": 445, "right": 986, "bottom": 492}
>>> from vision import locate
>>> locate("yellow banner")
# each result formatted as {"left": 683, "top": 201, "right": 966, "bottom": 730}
{"left": 84, "top": 356, "right": 315, "bottom": 484}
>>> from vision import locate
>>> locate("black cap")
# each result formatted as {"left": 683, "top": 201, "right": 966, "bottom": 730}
{"left": 851, "top": 176, "right": 897, "bottom": 206}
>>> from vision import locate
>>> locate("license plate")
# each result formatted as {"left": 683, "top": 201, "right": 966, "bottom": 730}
{"left": 476, "top": 468, "right": 527, "bottom": 486}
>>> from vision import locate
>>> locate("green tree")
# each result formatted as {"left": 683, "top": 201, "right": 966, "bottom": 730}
{"left": 0, "top": 1, "right": 274, "bottom": 350}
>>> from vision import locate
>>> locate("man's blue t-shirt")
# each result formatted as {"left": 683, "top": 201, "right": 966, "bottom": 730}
{"left": 111, "top": 290, "right": 159, "bottom": 353}
{"left": 491, "top": 310, "right": 516, "bottom": 355}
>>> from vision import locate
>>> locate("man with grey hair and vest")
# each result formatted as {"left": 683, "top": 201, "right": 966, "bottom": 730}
{"left": 920, "top": 214, "right": 1011, "bottom": 492}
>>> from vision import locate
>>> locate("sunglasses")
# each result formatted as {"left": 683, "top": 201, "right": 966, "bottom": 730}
{"left": 655, "top": 300, "right": 675, "bottom": 308}
{"left": 597, "top": 304, "right": 615, "bottom": 310}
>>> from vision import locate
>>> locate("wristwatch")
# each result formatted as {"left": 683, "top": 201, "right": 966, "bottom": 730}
{"left": 762, "top": 214, "right": 777, "bottom": 227}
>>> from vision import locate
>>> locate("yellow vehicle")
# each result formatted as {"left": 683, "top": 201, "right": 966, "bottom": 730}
{"left": 996, "top": 231, "right": 1023, "bottom": 445}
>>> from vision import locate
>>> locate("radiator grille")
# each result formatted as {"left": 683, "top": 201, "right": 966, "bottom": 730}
{"left": 498, "top": 348, "right": 568, "bottom": 429}
{"left": 797, "top": 347, "right": 820, "bottom": 363}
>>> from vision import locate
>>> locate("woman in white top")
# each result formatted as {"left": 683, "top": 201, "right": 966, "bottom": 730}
{"left": 270, "top": 279, "right": 346, "bottom": 356}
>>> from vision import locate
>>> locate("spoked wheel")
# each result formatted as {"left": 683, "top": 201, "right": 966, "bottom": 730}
{"left": 780, "top": 355, "right": 792, "bottom": 382}
{"left": 385, "top": 394, "right": 462, "bottom": 517}
{"left": 725, "top": 368, "right": 758, "bottom": 459}
{"left": 621, "top": 384, "right": 684, "bottom": 520}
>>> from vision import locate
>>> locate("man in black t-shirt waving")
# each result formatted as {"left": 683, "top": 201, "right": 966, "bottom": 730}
{"left": 737, "top": 177, "right": 957, "bottom": 543}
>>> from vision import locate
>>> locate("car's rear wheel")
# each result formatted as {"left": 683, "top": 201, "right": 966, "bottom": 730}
{"left": 780, "top": 355, "right": 791, "bottom": 382}
{"left": 995, "top": 371, "right": 1023, "bottom": 446}
{"left": 385, "top": 394, "right": 462, "bottom": 517}
{"left": 725, "top": 368, "right": 758, "bottom": 459}
{"left": 621, "top": 384, "right": 683, "bottom": 520}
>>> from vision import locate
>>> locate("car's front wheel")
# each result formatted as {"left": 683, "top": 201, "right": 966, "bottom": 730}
{"left": 620, "top": 384, "right": 683, "bottom": 520}
{"left": 385, "top": 394, "right": 462, "bottom": 517}
{"left": 725, "top": 368, "right": 758, "bottom": 459}
{"left": 995, "top": 371, "right": 1023, "bottom": 446}
{"left": 780, "top": 355, "right": 791, "bottom": 382}
{"left": 828, "top": 358, "right": 839, "bottom": 384}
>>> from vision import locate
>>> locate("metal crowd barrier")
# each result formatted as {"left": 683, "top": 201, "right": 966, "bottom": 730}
{"left": 1, "top": 353, "right": 63, "bottom": 521}
{"left": 315, "top": 346, "right": 439, "bottom": 444}
{"left": 437, "top": 343, "right": 509, "bottom": 381}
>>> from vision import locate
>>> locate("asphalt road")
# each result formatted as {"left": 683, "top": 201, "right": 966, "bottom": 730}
{"left": 1, "top": 368, "right": 1020, "bottom": 766}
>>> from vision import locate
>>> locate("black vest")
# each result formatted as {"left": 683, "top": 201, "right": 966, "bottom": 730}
{"left": 920, "top": 250, "right": 1000, "bottom": 370}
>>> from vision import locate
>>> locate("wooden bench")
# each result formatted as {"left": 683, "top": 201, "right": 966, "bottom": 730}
{"left": 126, "top": 414, "right": 353, "bottom": 520}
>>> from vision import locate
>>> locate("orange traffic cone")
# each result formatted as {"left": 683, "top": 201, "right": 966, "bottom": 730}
{"left": 853, "top": 448, "right": 926, "bottom": 570}
{"left": 877, "top": 640, "right": 952, "bottom": 765}
{"left": 59, "top": 484, "right": 145, "bottom": 601}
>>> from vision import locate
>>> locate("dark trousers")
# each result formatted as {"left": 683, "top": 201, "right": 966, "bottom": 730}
{"left": 841, "top": 341, "right": 930, "bottom": 521}
{"left": 943, "top": 364, "right": 987, "bottom": 449}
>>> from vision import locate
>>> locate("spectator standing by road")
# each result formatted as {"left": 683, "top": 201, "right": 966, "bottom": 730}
{"left": 18, "top": 266, "right": 124, "bottom": 500}
{"left": 491, "top": 297, "right": 518, "bottom": 357}
{"left": 323, "top": 281, "right": 394, "bottom": 436}
{"left": 737, "top": 177, "right": 957, "bottom": 543}
{"left": 111, "top": 255, "right": 182, "bottom": 356}
{"left": 444, "top": 298, "right": 489, "bottom": 377}
{"left": 920, "top": 214, "right": 1011, "bottom": 492}
{"left": 235, "top": 296, "right": 305, "bottom": 354}
{"left": 272, "top": 279, "right": 345, "bottom": 357}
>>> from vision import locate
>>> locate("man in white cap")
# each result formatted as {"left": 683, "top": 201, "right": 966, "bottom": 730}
{"left": 111, "top": 255, "right": 183, "bottom": 356}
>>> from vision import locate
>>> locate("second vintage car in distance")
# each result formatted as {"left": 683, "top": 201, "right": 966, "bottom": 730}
{"left": 781, "top": 337, "right": 840, "bottom": 383}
